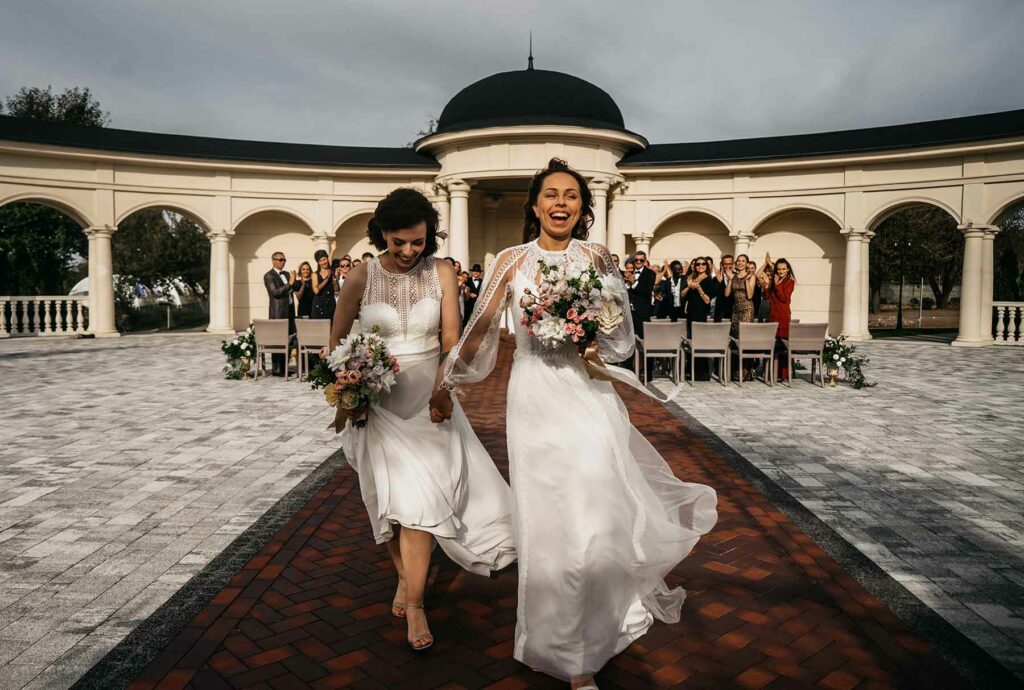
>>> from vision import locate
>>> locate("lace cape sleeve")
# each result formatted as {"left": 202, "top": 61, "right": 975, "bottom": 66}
{"left": 442, "top": 245, "right": 528, "bottom": 389}
{"left": 583, "top": 241, "right": 636, "bottom": 363}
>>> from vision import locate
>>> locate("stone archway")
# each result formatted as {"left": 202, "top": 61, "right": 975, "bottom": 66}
{"left": 647, "top": 211, "right": 733, "bottom": 269}
{"left": 334, "top": 212, "right": 376, "bottom": 262}
{"left": 230, "top": 210, "right": 315, "bottom": 331}
{"left": 750, "top": 208, "right": 845, "bottom": 334}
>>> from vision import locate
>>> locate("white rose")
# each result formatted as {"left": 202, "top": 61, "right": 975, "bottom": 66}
{"left": 833, "top": 354, "right": 840, "bottom": 361}
{"left": 536, "top": 316, "right": 567, "bottom": 345}
{"left": 840, "top": 357, "right": 846, "bottom": 364}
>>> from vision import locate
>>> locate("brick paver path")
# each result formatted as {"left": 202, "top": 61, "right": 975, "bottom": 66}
{"left": 126, "top": 344, "right": 972, "bottom": 689}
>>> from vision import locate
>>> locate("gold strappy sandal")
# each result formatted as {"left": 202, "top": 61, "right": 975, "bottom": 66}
{"left": 405, "top": 603, "right": 433, "bottom": 651}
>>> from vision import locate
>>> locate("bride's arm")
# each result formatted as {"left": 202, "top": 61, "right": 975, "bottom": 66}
{"left": 429, "top": 260, "right": 463, "bottom": 421}
{"left": 329, "top": 262, "right": 367, "bottom": 350}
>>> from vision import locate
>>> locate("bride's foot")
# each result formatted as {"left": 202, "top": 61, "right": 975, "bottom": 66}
{"left": 391, "top": 577, "right": 407, "bottom": 618}
{"left": 406, "top": 603, "right": 433, "bottom": 651}
{"left": 570, "top": 677, "right": 597, "bottom": 689}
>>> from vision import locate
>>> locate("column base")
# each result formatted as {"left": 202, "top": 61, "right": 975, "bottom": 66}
{"left": 92, "top": 330, "right": 122, "bottom": 338}
{"left": 206, "top": 326, "right": 237, "bottom": 335}
{"left": 843, "top": 332, "right": 872, "bottom": 342}
{"left": 951, "top": 337, "right": 994, "bottom": 348}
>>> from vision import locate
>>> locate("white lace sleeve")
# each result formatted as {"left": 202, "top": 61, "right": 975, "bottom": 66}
{"left": 587, "top": 242, "right": 636, "bottom": 363}
{"left": 442, "top": 246, "right": 526, "bottom": 389}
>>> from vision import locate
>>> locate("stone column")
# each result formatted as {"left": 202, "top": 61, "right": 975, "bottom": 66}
{"left": 312, "top": 233, "right": 331, "bottom": 257}
{"left": 607, "top": 183, "right": 628, "bottom": 260}
{"left": 207, "top": 230, "right": 234, "bottom": 334}
{"left": 733, "top": 232, "right": 754, "bottom": 259}
{"left": 447, "top": 179, "right": 472, "bottom": 267}
{"left": 431, "top": 183, "right": 451, "bottom": 255}
{"left": 953, "top": 224, "right": 988, "bottom": 347}
{"left": 588, "top": 178, "right": 610, "bottom": 246}
{"left": 981, "top": 225, "right": 999, "bottom": 343}
{"left": 631, "top": 232, "right": 653, "bottom": 257}
{"left": 482, "top": 195, "right": 501, "bottom": 269}
{"left": 860, "top": 231, "right": 873, "bottom": 339}
{"left": 85, "top": 226, "right": 118, "bottom": 337}
{"left": 841, "top": 228, "right": 870, "bottom": 339}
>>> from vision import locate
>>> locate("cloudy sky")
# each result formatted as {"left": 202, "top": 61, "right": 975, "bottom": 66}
{"left": 1, "top": 0, "right": 1022, "bottom": 148}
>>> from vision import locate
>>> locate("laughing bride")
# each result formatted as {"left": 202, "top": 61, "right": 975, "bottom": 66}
{"left": 432, "top": 159, "right": 717, "bottom": 688}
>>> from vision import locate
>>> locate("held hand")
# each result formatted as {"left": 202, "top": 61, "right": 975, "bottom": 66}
{"left": 330, "top": 405, "right": 349, "bottom": 433}
{"left": 429, "top": 388, "right": 453, "bottom": 423}
{"left": 288, "top": 271, "right": 297, "bottom": 285}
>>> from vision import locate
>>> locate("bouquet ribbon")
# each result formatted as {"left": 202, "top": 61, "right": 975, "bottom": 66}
{"left": 582, "top": 342, "right": 686, "bottom": 403}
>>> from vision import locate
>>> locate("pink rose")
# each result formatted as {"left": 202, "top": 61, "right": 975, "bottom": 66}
{"left": 566, "top": 308, "right": 578, "bottom": 320}
{"left": 564, "top": 322, "right": 576, "bottom": 334}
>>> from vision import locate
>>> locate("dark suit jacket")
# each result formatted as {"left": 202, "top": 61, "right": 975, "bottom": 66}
{"left": 264, "top": 269, "right": 296, "bottom": 324}
{"left": 634, "top": 266, "right": 655, "bottom": 301}
{"left": 464, "top": 276, "right": 483, "bottom": 316}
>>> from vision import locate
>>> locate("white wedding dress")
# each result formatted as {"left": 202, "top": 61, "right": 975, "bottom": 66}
{"left": 340, "top": 255, "right": 516, "bottom": 575}
{"left": 444, "top": 239, "right": 717, "bottom": 681}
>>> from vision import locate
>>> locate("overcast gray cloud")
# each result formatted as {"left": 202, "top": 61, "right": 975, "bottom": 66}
{"left": 1, "top": 0, "right": 1023, "bottom": 147}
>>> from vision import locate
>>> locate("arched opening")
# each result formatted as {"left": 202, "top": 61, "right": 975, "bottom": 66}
{"left": 750, "top": 209, "right": 844, "bottom": 334}
{"left": 230, "top": 210, "right": 314, "bottom": 331}
{"left": 645, "top": 211, "right": 732, "bottom": 267}
{"left": 867, "top": 202, "right": 962, "bottom": 333}
{"left": 113, "top": 206, "right": 211, "bottom": 333}
{"left": 992, "top": 197, "right": 1024, "bottom": 303}
{"left": 0, "top": 198, "right": 89, "bottom": 335}
{"left": 334, "top": 212, "right": 376, "bottom": 262}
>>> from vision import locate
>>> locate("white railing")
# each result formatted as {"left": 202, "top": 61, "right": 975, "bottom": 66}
{"left": 993, "top": 302, "right": 1023, "bottom": 345}
{"left": 1, "top": 296, "right": 89, "bottom": 337}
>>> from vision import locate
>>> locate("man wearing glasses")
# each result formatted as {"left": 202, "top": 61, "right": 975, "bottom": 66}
{"left": 264, "top": 252, "right": 296, "bottom": 376}
{"left": 334, "top": 256, "right": 352, "bottom": 286}
{"left": 631, "top": 250, "right": 656, "bottom": 324}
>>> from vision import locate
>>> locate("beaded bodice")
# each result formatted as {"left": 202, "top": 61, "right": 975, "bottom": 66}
{"left": 360, "top": 256, "right": 442, "bottom": 356}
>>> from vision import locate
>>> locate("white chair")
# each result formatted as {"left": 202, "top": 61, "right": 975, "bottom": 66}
{"left": 781, "top": 322, "right": 829, "bottom": 387}
{"left": 253, "top": 319, "right": 294, "bottom": 381}
{"left": 730, "top": 322, "right": 778, "bottom": 387}
{"left": 295, "top": 319, "right": 331, "bottom": 380}
{"left": 635, "top": 321, "right": 686, "bottom": 383}
{"left": 682, "top": 322, "right": 731, "bottom": 386}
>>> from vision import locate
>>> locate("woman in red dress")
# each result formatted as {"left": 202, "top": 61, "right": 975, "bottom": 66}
{"left": 757, "top": 256, "right": 796, "bottom": 380}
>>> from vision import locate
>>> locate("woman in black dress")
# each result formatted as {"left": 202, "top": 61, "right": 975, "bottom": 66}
{"left": 310, "top": 249, "right": 337, "bottom": 321}
{"left": 294, "top": 261, "right": 314, "bottom": 318}
{"left": 681, "top": 257, "right": 715, "bottom": 380}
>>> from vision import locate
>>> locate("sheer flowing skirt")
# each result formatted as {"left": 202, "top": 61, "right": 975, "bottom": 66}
{"left": 341, "top": 351, "right": 516, "bottom": 575}
{"left": 507, "top": 351, "right": 717, "bottom": 680}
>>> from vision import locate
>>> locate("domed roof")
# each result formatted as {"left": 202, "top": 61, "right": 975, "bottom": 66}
{"left": 435, "top": 68, "right": 627, "bottom": 135}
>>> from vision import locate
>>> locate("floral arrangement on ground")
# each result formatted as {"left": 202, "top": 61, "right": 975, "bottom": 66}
{"left": 823, "top": 335, "right": 874, "bottom": 389}
{"left": 221, "top": 323, "right": 256, "bottom": 380}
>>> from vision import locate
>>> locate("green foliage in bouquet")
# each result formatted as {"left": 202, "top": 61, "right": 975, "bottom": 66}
{"left": 823, "top": 335, "right": 874, "bottom": 389}
{"left": 535, "top": 260, "right": 604, "bottom": 345}
{"left": 221, "top": 322, "right": 256, "bottom": 380}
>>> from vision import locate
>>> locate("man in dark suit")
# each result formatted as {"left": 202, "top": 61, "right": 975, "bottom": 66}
{"left": 630, "top": 251, "right": 656, "bottom": 324}
{"left": 714, "top": 254, "right": 735, "bottom": 322}
{"left": 464, "top": 263, "right": 483, "bottom": 326}
{"left": 264, "top": 251, "right": 296, "bottom": 376}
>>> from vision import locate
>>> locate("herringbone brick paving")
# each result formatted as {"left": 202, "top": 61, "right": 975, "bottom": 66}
{"left": 129, "top": 345, "right": 967, "bottom": 689}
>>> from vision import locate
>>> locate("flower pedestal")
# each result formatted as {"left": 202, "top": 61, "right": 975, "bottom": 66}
{"left": 826, "top": 366, "right": 839, "bottom": 387}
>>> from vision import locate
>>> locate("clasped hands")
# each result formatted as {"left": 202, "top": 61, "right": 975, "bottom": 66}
{"left": 429, "top": 388, "right": 454, "bottom": 423}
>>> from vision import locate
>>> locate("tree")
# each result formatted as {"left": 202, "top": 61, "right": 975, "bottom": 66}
{"left": 0, "top": 86, "right": 109, "bottom": 295}
{"left": 994, "top": 207, "right": 1024, "bottom": 301}
{"left": 113, "top": 209, "right": 210, "bottom": 295}
{"left": 869, "top": 206, "right": 963, "bottom": 310}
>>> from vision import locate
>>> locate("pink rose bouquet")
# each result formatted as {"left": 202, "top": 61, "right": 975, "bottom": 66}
{"left": 306, "top": 327, "right": 399, "bottom": 428}
{"left": 520, "top": 258, "right": 625, "bottom": 348}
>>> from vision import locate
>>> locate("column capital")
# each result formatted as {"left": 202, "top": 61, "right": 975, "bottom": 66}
{"left": 430, "top": 181, "right": 449, "bottom": 199}
{"left": 611, "top": 180, "right": 630, "bottom": 197}
{"left": 630, "top": 231, "right": 654, "bottom": 242}
{"left": 958, "top": 222, "right": 999, "bottom": 238}
{"left": 589, "top": 177, "right": 612, "bottom": 194}
{"left": 84, "top": 225, "right": 115, "bottom": 238}
{"left": 446, "top": 178, "right": 472, "bottom": 196}
{"left": 730, "top": 229, "right": 757, "bottom": 241}
{"left": 207, "top": 228, "right": 233, "bottom": 241}
{"left": 841, "top": 226, "right": 871, "bottom": 239}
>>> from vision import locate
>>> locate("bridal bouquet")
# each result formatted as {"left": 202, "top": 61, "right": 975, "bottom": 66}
{"left": 307, "top": 327, "right": 400, "bottom": 427}
{"left": 520, "top": 259, "right": 626, "bottom": 348}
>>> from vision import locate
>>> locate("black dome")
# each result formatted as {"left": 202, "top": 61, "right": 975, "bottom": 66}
{"left": 435, "top": 69, "right": 627, "bottom": 135}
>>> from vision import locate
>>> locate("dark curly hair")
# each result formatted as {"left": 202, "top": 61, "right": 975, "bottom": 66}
{"left": 522, "top": 158, "right": 593, "bottom": 243}
{"left": 367, "top": 188, "right": 444, "bottom": 255}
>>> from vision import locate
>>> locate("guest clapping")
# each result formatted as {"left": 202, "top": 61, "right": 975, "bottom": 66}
{"left": 311, "top": 249, "right": 337, "bottom": 321}
{"left": 726, "top": 254, "right": 757, "bottom": 379}
{"left": 762, "top": 255, "right": 796, "bottom": 381}
{"left": 682, "top": 258, "right": 715, "bottom": 380}
{"left": 294, "top": 261, "right": 314, "bottom": 318}
{"left": 656, "top": 260, "right": 686, "bottom": 322}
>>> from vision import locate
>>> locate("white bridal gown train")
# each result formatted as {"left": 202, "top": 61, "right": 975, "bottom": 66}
{"left": 340, "top": 255, "right": 516, "bottom": 575}
{"left": 444, "top": 239, "right": 717, "bottom": 681}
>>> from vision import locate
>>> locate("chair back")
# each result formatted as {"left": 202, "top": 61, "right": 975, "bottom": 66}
{"left": 691, "top": 322, "right": 730, "bottom": 351}
{"left": 295, "top": 319, "right": 330, "bottom": 349}
{"left": 788, "top": 322, "right": 828, "bottom": 354}
{"left": 790, "top": 318, "right": 801, "bottom": 324}
{"left": 253, "top": 319, "right": 290, "bottom": 348}
{"left": 737, "top": 322, "right": 778, "bottom": 351}
{"left": 643, "top": 321, "right": 686, "bottom": 351}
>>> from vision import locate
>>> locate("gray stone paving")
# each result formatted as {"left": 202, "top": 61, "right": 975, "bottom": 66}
{"left": 654, "top": 339, "right": 1024, "bottom": 678}
{"left": 0, "top": 334, "right": 340, "bottom": 690}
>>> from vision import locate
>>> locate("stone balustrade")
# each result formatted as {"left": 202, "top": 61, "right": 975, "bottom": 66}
{"left": 1, "top": 296, "right": 89, "bottom": 337}
{"left": 992, "top": 302, "right": 1023, "bottom": 345}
